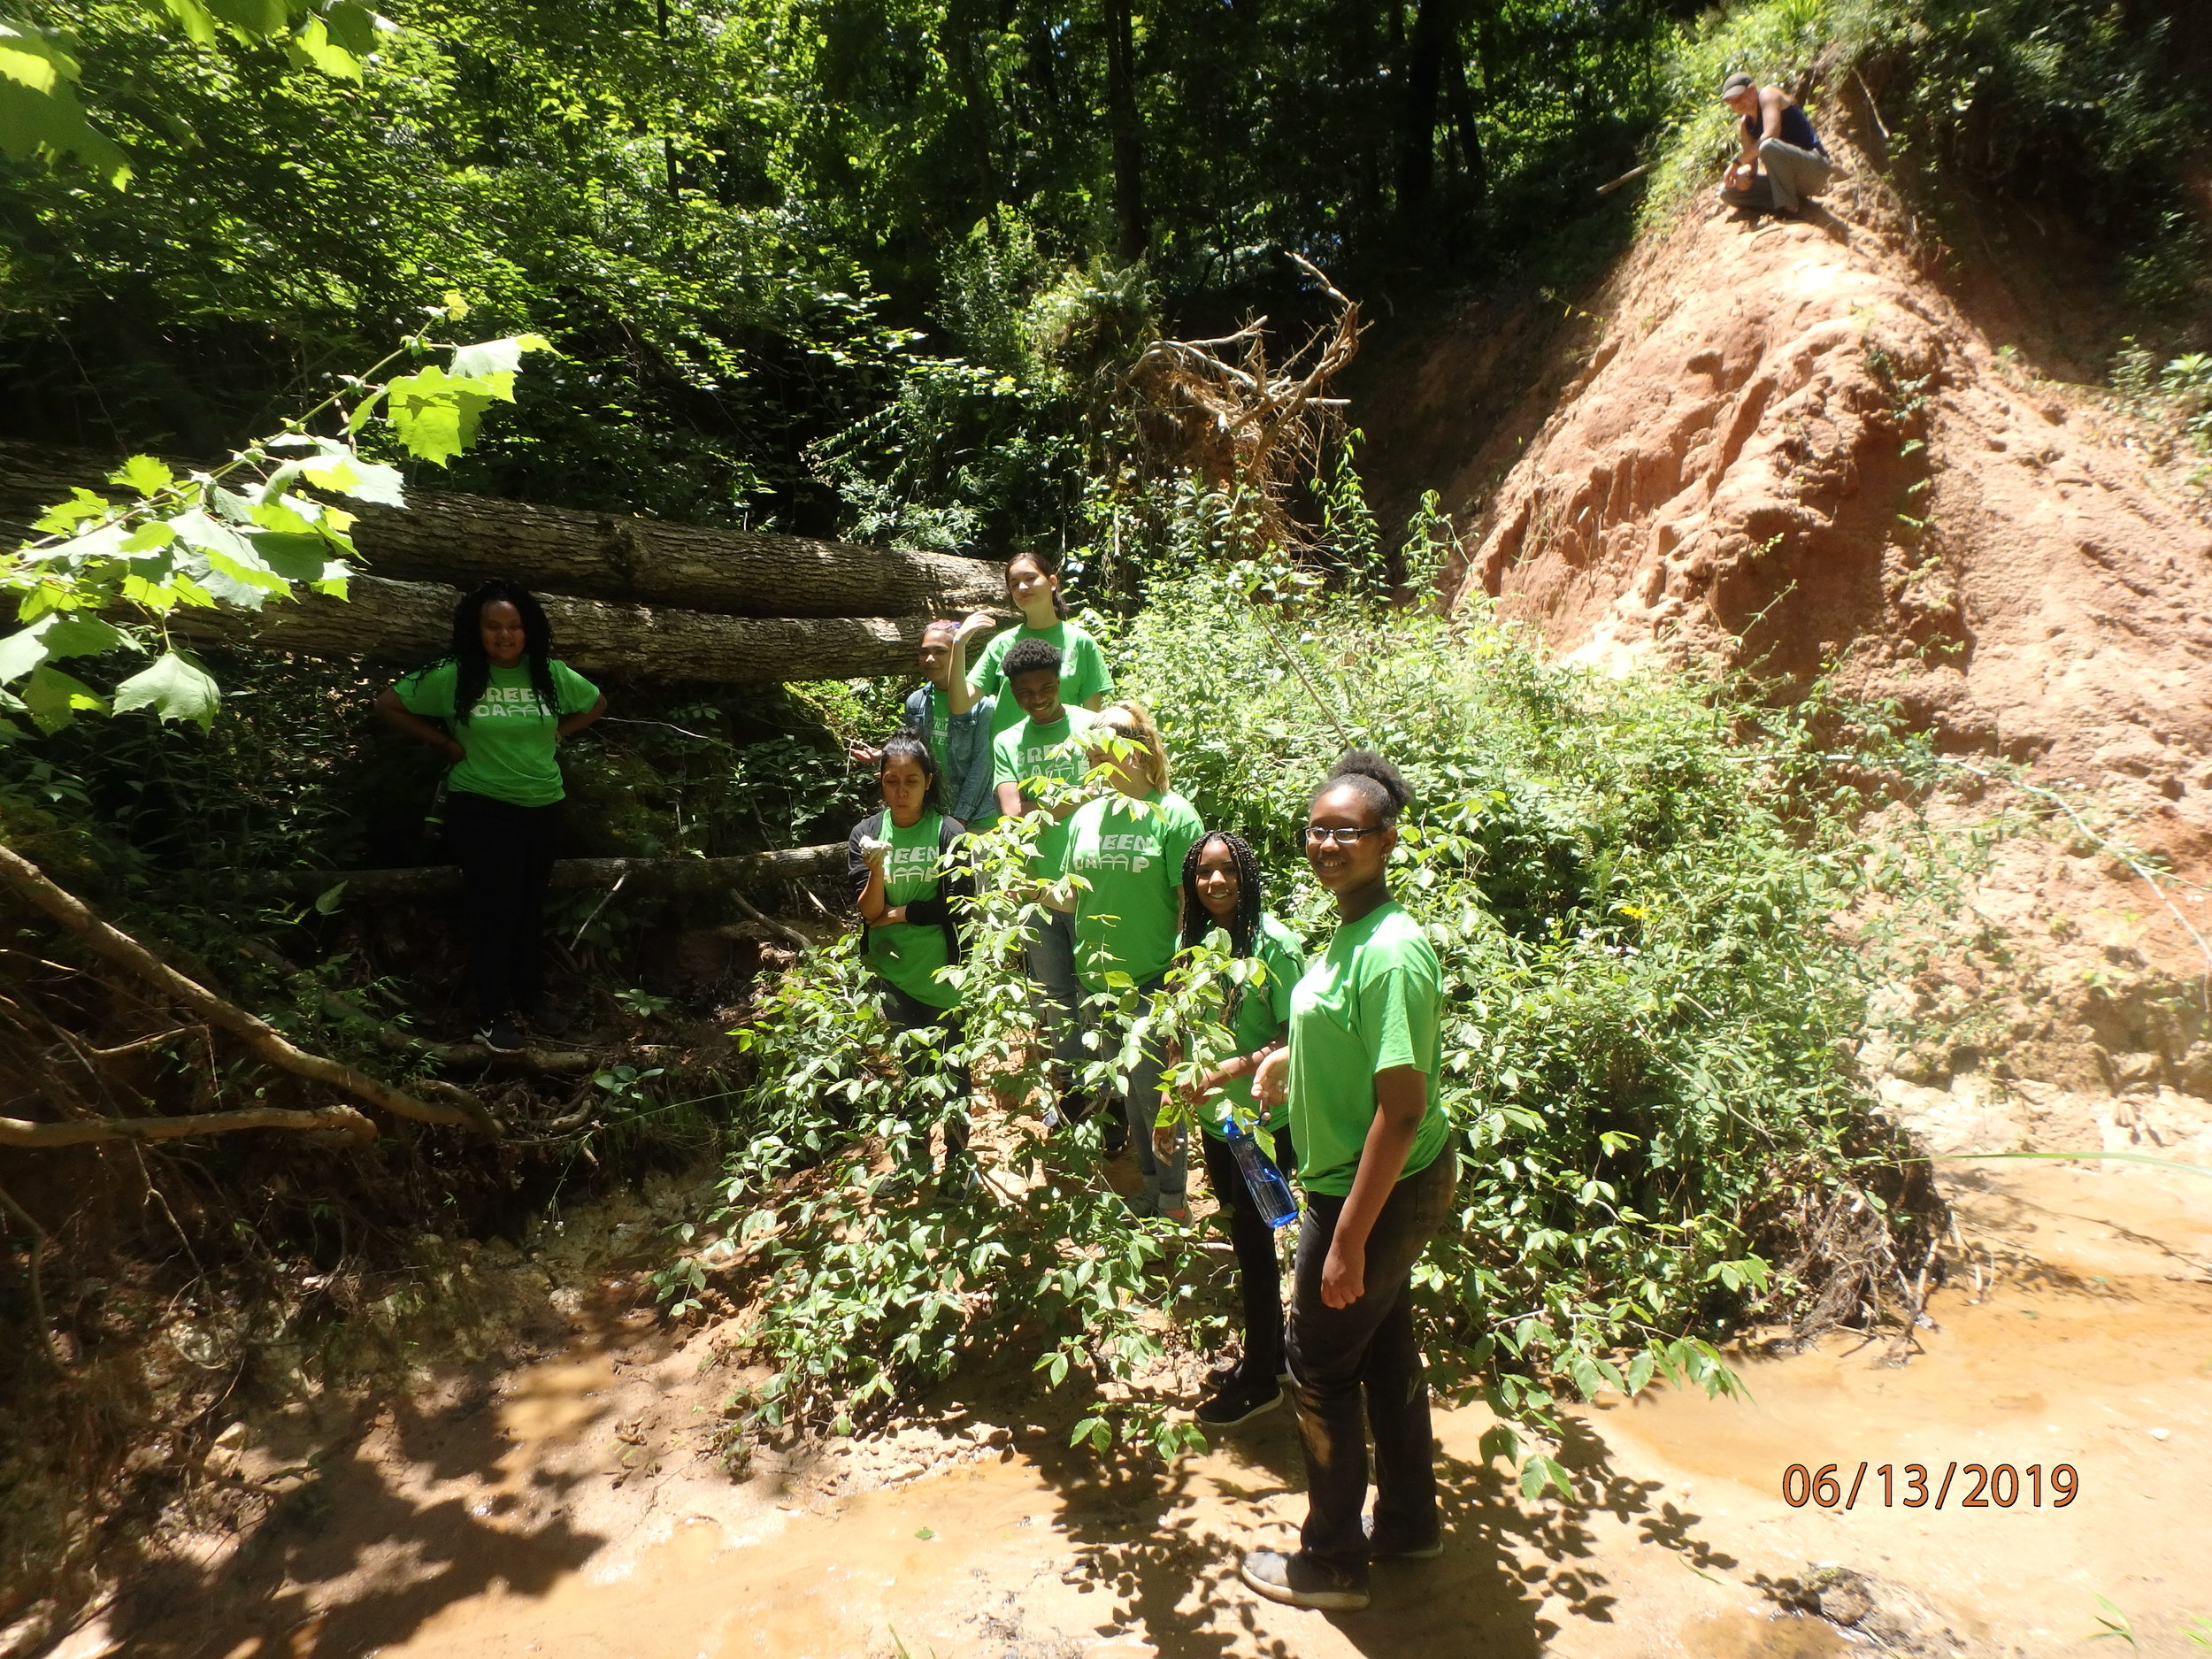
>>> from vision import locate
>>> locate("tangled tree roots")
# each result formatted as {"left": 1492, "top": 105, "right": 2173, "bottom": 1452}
{"left": 1124, "top": 254, "right": 1362, "bottom": 549}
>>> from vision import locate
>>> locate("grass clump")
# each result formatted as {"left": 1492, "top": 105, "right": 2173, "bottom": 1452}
{"left": 669, "top": 540, "right": 1947, "bottom": 1491}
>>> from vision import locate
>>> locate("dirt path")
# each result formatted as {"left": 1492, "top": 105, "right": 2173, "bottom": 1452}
{"left": 68, "top": 1156, "right": 2212, "bottom": 1659}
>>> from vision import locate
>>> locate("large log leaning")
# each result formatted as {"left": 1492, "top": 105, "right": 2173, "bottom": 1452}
{"left": 0, "top": 442, "right": 1005, "bottom": 619}
{"left": 166, "top": 574, "right": 926, "bottom": 683}
{"left": 260, "top": 842, "right": 846, "bottom": 900}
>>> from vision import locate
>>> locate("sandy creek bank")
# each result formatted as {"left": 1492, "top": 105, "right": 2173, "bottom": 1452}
{"left": 71, "top": 1159, "right": 2212, "bottom": 1659}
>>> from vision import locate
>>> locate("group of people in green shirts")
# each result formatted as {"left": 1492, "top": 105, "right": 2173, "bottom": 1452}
{"left": 380, "top": 557, "right": 1457, "bottom": 1612}
{"left": 848, "top": 549, "right": 1459, "bottom": 1612}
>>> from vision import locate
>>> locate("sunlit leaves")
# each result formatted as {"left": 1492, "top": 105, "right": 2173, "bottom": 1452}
{"left": 111, "top": 649, "right": 221, "bottom": 727}
{"left": 2, "top": 332, "right": 541, "bottom": 735}
{"left": 0, "top": 16, "right": 129, "bottom": 186}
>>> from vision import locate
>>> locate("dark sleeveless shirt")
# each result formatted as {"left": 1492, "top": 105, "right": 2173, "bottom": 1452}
{"left": 1743, "top": 96, "right": 1825, "bottom": 156}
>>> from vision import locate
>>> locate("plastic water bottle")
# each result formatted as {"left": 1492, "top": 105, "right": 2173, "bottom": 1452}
{"left": 1221, "top": 1108, "right": 1298, "bottom": 1230}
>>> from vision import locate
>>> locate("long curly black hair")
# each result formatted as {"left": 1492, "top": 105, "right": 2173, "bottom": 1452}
{"left": 449, "top": 579, "right": 559, "bottom": 724}
{"left": 1179, "top": 829, "right": 1263, "bottom": 959}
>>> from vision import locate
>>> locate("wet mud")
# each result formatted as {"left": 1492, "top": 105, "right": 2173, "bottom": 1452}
{"left": 76, "top": 1160, "right": 2212, "bottom": 1659}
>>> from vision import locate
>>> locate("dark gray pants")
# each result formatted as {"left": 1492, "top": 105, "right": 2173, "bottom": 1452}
{"left": 880, "top": 981, "right": 970, "bottom": 1169}
{"left": 1286, "top": 1148, "right": 1458, "bottom": 1564}
{"left": 1202, "top": 1125, "right": 1296, "bottom": 1384}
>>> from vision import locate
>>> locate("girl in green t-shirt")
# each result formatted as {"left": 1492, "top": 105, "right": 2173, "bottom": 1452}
{"left": 1240, "top": 752, "right": 1457, "bottom": 1614}
{"left": 968, "top": 548, "right": 1116, "bottom": 739}
{"left": 849, "top": 733, "right": 976, "bottom": 1185}
{"left": 1158, "top": 829, "right": 1305, "bottom": 1429}
{"left": 375, "top": 580, "right": 605, "bottom": 1056}
{"left": 1063, "top": 700, "right": 1202, "bottom": 1219}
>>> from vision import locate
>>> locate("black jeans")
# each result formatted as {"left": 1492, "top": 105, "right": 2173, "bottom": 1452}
{"left": 443, "top": 790, "right": 563, "bottom": 1021}
{"left": 1200, "top": 1125, "right": 1295, "bottom": 1385}
{"left": 1286, "top": 1147, "right": 1458, "bottom": 1566}
{"left": 880, "top": 981, "right": 971, "bottom": 1169}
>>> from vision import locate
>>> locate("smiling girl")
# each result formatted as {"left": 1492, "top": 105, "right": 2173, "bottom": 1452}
{"left": 375, "top": 580, "right": 605, "bottom": 1053}
{"left": 1239, "top": 750, "right": 1457, "bottom": 1613}
{"left": 968, "top": 549, "right": 1115, "bottom": 740}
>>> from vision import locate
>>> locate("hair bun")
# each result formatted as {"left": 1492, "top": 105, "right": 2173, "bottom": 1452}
{"left": 1327, "top": 749, "right": 1411, "bottom": 809}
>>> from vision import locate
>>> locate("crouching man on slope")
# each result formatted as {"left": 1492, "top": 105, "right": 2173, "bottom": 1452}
{"left": 1717, "top": 71, "right": 1833, "bottom": 218}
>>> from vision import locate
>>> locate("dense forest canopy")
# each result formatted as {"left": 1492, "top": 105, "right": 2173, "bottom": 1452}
{"left": 3, "top": 0, "right": 1694, "bottom": 547}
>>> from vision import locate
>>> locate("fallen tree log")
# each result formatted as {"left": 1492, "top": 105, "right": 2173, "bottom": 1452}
{"left": 0, "top": 1103, "right": 377, "bottom": 1148}
{"left": 260, "top": 841, "right": 847, "bottom": 901}
{"left": 0, "top": 442, "right": 1006, "bottom": 619}
{"left": 165, "top": 573, "right": 930, "bottom": 682}
{"left": 0, "top": 841, "right": 496, "bottom": 1136}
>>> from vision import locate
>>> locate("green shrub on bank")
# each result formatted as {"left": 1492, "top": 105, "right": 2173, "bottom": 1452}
{"left": 676, "top": 549, "right": 1940, "bottom": 1489}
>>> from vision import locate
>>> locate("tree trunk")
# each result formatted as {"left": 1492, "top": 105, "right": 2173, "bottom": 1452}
{"left": 165, "top": 573, "right": 933, "bottom": 683}
{"left": 1397, "top": 0, "right": 1461, "bottom": 249}
{"left": 0, "top": 442, "right": 1006, "bottom": 621}
{"left": 1104, "top": 0, "right": 1148, "bottom": 263}
{"left": 1444, "top": 29, "right": 1487, "bottom": 204}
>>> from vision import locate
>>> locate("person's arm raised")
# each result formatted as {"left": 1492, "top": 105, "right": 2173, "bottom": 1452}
{"left": 375, "top": 686, "right": 464, "bottom": 764}
{"left": 949, "top": 611, "right": 995, "bottom": 718}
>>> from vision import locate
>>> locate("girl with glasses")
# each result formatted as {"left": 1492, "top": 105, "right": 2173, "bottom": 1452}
{"left": 1238, "top": 750, "right": 1458, "bottom": 1612}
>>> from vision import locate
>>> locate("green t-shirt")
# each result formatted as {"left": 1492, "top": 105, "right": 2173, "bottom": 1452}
{"left": 1064, "top": 787, "right": 1204, "bottom": 992}
{"left": 863, "top": 810, "right": 958, "bottom": 1011}
{"left": 971, "top": 620, "right": 1115, "bottom": 736}
{"left": 1201, "top": 913, "right": 1306, "bottom": 1137}
{"left": 395, "top": 657, "right": 600, "bottom": 808}
{"left": 991, "top": 704, "right": 1097, "bottom": 879}
{"left": 1286, "top": 899, "right": 1450, "bottom": 1197}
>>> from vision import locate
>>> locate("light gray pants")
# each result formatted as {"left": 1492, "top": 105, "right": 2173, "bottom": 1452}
{"left": 1756, "top": 137, "right": 1833, "bottom": 211}
{"left": 1024, "top": 905, "right": 1087, "bottom": 1090}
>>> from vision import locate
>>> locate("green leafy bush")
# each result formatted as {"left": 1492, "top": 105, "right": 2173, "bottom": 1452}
{"left": 672, "top": 531, "right": 1940, "bottom": 1487}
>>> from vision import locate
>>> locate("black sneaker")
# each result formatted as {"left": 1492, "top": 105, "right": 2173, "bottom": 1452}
{"left": 1364, "top": 1519, "right": 1444, "bottom": 1561}
{"left": 1208, "top": 1356, "right": 1294, "bottom": 1390}
{"left": 1100, "top": 1113, "right": 1129, "bottom": 1156}
{"left": 519, "top": 996, "right": 570, "bottom": 1036}
{"left": 1238, "top": 1548, "right": 1370, "bottom": 1611}
{"left": 478, "top": 1017, "right": 529, "bottom": 1054}
{"left": 1195, "top": 1379, "right": 1283, "bottom": 1428}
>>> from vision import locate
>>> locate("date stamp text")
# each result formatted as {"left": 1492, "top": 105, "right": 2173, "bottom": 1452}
{"left": 1780, "top": 1462, "right": 2078, "bottom": 1509}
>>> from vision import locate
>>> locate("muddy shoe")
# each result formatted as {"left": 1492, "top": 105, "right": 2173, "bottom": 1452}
{"left": 1239, "top": 1548, "right": 1370, "bottom": 1611}
{"left": 478, "top": 1016, "right": 529, "bottom": 1054}
{"left": 1195, "top": 1379, "right": 1282, "bottom": 1428}
{"left": 1363, "top": 1519, "right": 1444, "bottom": 1561}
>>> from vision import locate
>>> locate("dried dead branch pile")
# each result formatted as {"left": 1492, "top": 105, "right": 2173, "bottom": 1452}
{"left": 1122, "top": 255, "right": 1363, "bottom": 549}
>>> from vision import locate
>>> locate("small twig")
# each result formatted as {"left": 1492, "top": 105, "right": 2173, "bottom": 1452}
{"left": 91, "top": 1025, "right": 200, "bottom": 1060}
{"left": 571, "top": 871, "right": 629, "bottom": 951}
{"left": 726, "top": 887, "right": 811, "bottom": 951}
{"left": 0, "top": 1175, "right": 62, "bottom": 1368}
{"left": 1594, "top": 161, "right": 1654, "bottom": 196}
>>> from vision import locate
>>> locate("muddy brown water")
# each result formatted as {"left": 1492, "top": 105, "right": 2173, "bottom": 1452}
{"left": 73, "top": 1161, "right": 2212, "bottom": 1659}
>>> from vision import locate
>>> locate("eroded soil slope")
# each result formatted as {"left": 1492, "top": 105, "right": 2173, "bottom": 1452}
{"left": 1370, "top": 134, "right": 2212, "bottom": 1125}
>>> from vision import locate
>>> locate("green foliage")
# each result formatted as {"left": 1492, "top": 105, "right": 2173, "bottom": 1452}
{"left": 1646, "top": 0, "right": 2210, "bottom": 316}
{"left": 0, "top": 319, "right": 549, "bottom": 734}
{"left": 670, "top": 489, "right": 1939, "bottom": 1485}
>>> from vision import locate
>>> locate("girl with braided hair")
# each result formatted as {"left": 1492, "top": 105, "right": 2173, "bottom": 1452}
{"left": 376, "top": 580, "right": 605, "bottom": 1053}
{"left": 1159, "top": 829, "right": 1307, "bottom": 1427}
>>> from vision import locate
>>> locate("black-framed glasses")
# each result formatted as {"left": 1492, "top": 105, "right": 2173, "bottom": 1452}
{"left": 1304, "top": 824, "right": 1384, "bottom": 846}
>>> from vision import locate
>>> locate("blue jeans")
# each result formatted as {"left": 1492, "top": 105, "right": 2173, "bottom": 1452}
{"left": 1286, "top": 1148, "right": 1458, "bottom": 1564}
